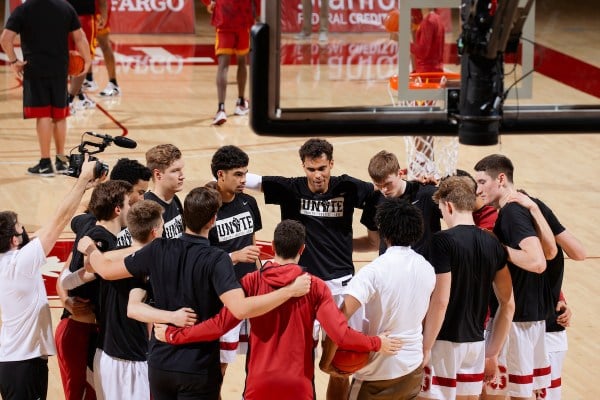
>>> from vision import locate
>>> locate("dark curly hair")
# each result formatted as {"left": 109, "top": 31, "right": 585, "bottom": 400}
{"left": 375, "top": 198, "right": 423, "bottom": 247}
{"left": 210, "top": 146, "right": 249, "bottom": 178}
{"left": 298, "top": 138, "right": 333, "bottom": 162}
{"left": 110, "top": 158, "right": 152, "bottom": 184}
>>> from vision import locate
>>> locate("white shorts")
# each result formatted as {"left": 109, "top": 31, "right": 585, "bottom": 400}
{"left": 313, "top": 275, "right": 367, "bottom": 350}
{"left": 419, "top": 340, "right": 485, "bottom": 399}
{"left": 484, "top": 321, "right": 550, "bottom": 398}
{"left": 93, "top": 348, "right": 149, "bottom": 400}
{"left": 220, "top": 319, "right": 250, "bottom": 363}
{"left": 534, "top": 330, "right": 567, "bottom": 400}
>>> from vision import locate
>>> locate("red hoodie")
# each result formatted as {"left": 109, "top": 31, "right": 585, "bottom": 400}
{"left": 165, "top": 261, "right": 381, "bottom": 400}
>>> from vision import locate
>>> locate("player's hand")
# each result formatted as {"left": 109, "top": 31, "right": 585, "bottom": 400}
{"left": 232, "top": 245, "right": 261, "bottom": 264}
{"left": 77, "top": 236, "right": 96, "bottom": 256}
{"left": 286, "top": 273, "right": 311, "bottom": 297}
{"left": 556, "top": 300, "right": 572, "bottom": 327}
{"left": 65, "top": 296, "right": 93, "bottom": 316}
{"left": 153, "top": 323, "right": 168, "bottom": 342}
{"left": 507, "top": 190, "right": 537, "bottom": 211}
{"left": 170, "top": 307, "right": 198, "bottom": 327}
{"left": 377, "top": 332, "right": 402, "bottom": 354}
{"left": 207, "top": 0, "right": 215, "bottom": 13}
{"left": 10, "top": 60, "right": 27, "bottom": 79}
{"left": 484, "top": 355, "right": 499, "bottom": 382}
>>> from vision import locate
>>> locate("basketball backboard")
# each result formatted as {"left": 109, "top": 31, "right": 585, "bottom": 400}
{"left": 250, "top": 0, "right": 600, "bottom": 144}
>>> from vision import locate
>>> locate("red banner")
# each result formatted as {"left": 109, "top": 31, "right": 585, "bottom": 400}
{"left": 281, "top": 1, "right": 453, "bottom": 34}
{"left": 282, "top": 0, "right": 391, "bottom": 33}
{"left": 108, "top": 0, "right": 195, "bottom": 34}
{"left": 8, "top": 0, "right": 195, "bottom": 34}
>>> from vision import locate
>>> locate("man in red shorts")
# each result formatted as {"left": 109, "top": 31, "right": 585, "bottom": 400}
{"left": 1, "top": 0, "right": 90, "bottom": 176}
{"left": 67, "top": 0, "right": 107, "bottom": 112}
{"left": 84, "top": 0, "right": 120, "bottom": 96}
{"left": 202, "top": 0, "right": 260, "bottom": 125}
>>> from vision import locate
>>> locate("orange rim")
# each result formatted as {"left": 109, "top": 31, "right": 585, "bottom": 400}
{"left": 389, "top": 72, "right": 461, "bottom": 91}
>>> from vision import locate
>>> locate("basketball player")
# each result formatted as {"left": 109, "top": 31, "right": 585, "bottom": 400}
{"left": 96, "top": 201, "right": 195, "bottom": 399}
{"left": 83, "top": 0, "right": 120, "bottom": 96}
{"left": 55, "top": 180, "right": 132, "bottom": 400}
{"left": 0, "top": 158, "right": 96, "bottom": 400}
{"left": 154, "top": 219, "right": 402, "bottom": 400}
{"left": 77, "top": 186, "right": 311, "bottom": 400}
{"left": 474, "top": 154, "right": 556, "bottom": 400}
{"left": 144, "top": 144, "right": 185, "bottom": 239}
{"left": 418, "top": 176, "right": 514, "bottom": 400}
{"left": 320, "top": 198, "right": 436, "bottom": 400}
{"left": 209, "top": 145, "right": 262, "bottom": 382}
{"left": 244, "top": 138, "right": 378, "bottom": 399}
{"left": 1, "top": 0, "right": 90, "bottom": 176}
{"left": 354, "top": 150, "right": 441, "bottom": 256}
{"left": 66, "top": 0, "right": 106, "bottom": 112}
{"left": 506, "top": 191, "right": 586, "bottom": 400}
{"left": 202, "top": 0, "right": 259, "bottom": 125}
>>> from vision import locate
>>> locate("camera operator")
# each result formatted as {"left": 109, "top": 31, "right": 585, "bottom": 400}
{"left": 0, "top": 157, "right": 98, "bottom": 400}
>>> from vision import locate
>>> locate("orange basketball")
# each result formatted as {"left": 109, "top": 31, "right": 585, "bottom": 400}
{"left": 68, "top": 50, "right": 85, "bottom": 76}
{"left": 331, "top": 349, "right": 370, "bottom": 374}
{"left": 383, "top": 9, "right": 399, "bottom": 32}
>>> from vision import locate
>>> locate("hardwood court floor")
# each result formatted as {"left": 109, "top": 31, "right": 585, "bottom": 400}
{"left": 1, "top": 1, "right": 599, "bottom": 399}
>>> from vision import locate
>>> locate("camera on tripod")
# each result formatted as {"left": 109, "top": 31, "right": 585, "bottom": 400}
{"left": 67, "top": 131, "right": 137, "bottom": 178}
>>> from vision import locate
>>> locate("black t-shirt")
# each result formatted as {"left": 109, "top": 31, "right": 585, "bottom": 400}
{"left": 5, "top": 0, "right": 80, "bottom": 78}
{"left": 263, "top": 175, "right": 374, "bottom": 281}
{"left": 530, "top": 197, "right": 566, "bottom": 332}
{"left": 494, "top": 202, "right": 553, "bottom": 322}
{"left": 124, "top": 234, "right": 241, "bottom": 374}
{"left": 66, "top": 0, "right": 95, "bottom": 15}
{"left": 428, "top": 225, "right": 507, "bottom": 342}
{"left": 361, "top": 180, "right": 441, "bottom": 256}
{"left": 97, "top": 277, "right": 148, "bottom": 361}
{"left": 62, "top": 219, "right": 118, "bottom": 319}
{"left": 144, "top": 192, "right": 184, "bottom": 239}
{"left": 209, "top": 193, "right": 262, "bottom": 281}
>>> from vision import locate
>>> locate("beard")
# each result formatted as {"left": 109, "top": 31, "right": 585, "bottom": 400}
{"left": 18, "top": 227, "right": 31, "bottom": 249}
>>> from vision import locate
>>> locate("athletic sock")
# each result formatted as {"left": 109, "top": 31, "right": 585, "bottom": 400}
{"left": 218, "top": 103, "right": 225, "bottom": 112}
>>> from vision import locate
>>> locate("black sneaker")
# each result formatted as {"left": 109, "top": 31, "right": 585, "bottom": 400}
{"left": 55, "top": 155, "right": 69, "bottom": 174}
{"left": 27, "top": 159, "right": 54, "bottom": 177}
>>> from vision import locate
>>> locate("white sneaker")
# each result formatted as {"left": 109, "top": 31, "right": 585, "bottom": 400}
{"left": 234, "top": 99, "right": 249, "bottom": 116}
{"left": 212, "top": 110, "right": 227, "bottom": 125}
{"left": 76, "top": 93, "right": 96, "bottom": 110}
{"left": 100, "top": 82, "right": 121, "bottom": 97}
{"left": 82, "top": 79, "right": 98, "bottom": 92}
{"left": 318, "top": 32, "right": 328, "bottom": 43}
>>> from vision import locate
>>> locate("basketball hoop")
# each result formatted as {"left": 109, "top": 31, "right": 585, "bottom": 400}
{"left": 388, "top": 72, "right": 461, "bottom": 181}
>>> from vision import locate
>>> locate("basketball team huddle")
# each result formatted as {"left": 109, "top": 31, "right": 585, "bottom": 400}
{"left": 0, "top": 138, "right": 585, "bottom": 400}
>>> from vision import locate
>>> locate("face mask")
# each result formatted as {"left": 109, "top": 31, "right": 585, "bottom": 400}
{"left": 18, "top": 227, "right": 30, "bottom": 249}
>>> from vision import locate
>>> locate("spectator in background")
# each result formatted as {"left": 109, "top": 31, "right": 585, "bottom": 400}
{"left": 295, "top": 0, "right": 329, "bottom": 43}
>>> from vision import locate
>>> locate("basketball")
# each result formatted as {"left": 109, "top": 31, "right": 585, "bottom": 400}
{"left": 383, "top": 9, "right": 399, "bottom": 32}
{"left": 68, "top": 50, "right": 85, "bottom": 76}
{"left": 331, "top": 349, "right": 370, "bottom": 373}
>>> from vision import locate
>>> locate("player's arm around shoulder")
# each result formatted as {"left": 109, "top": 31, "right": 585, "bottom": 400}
{"left": 220, "top": 272, "right": 311, "bottom": 319}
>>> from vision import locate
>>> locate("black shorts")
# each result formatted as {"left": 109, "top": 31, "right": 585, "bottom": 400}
{"left": 149, "top": 366, "right": 223, "bottom": 400}
{"left": 23, "top": 76, "right": 69, "bottom": 119}
{"left": 0, "top": 357, "right": 49, "bottom": 400}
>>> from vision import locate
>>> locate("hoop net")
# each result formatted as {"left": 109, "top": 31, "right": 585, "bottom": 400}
{"left": 388, "top": 72, "right": 460, "bottom": 180}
